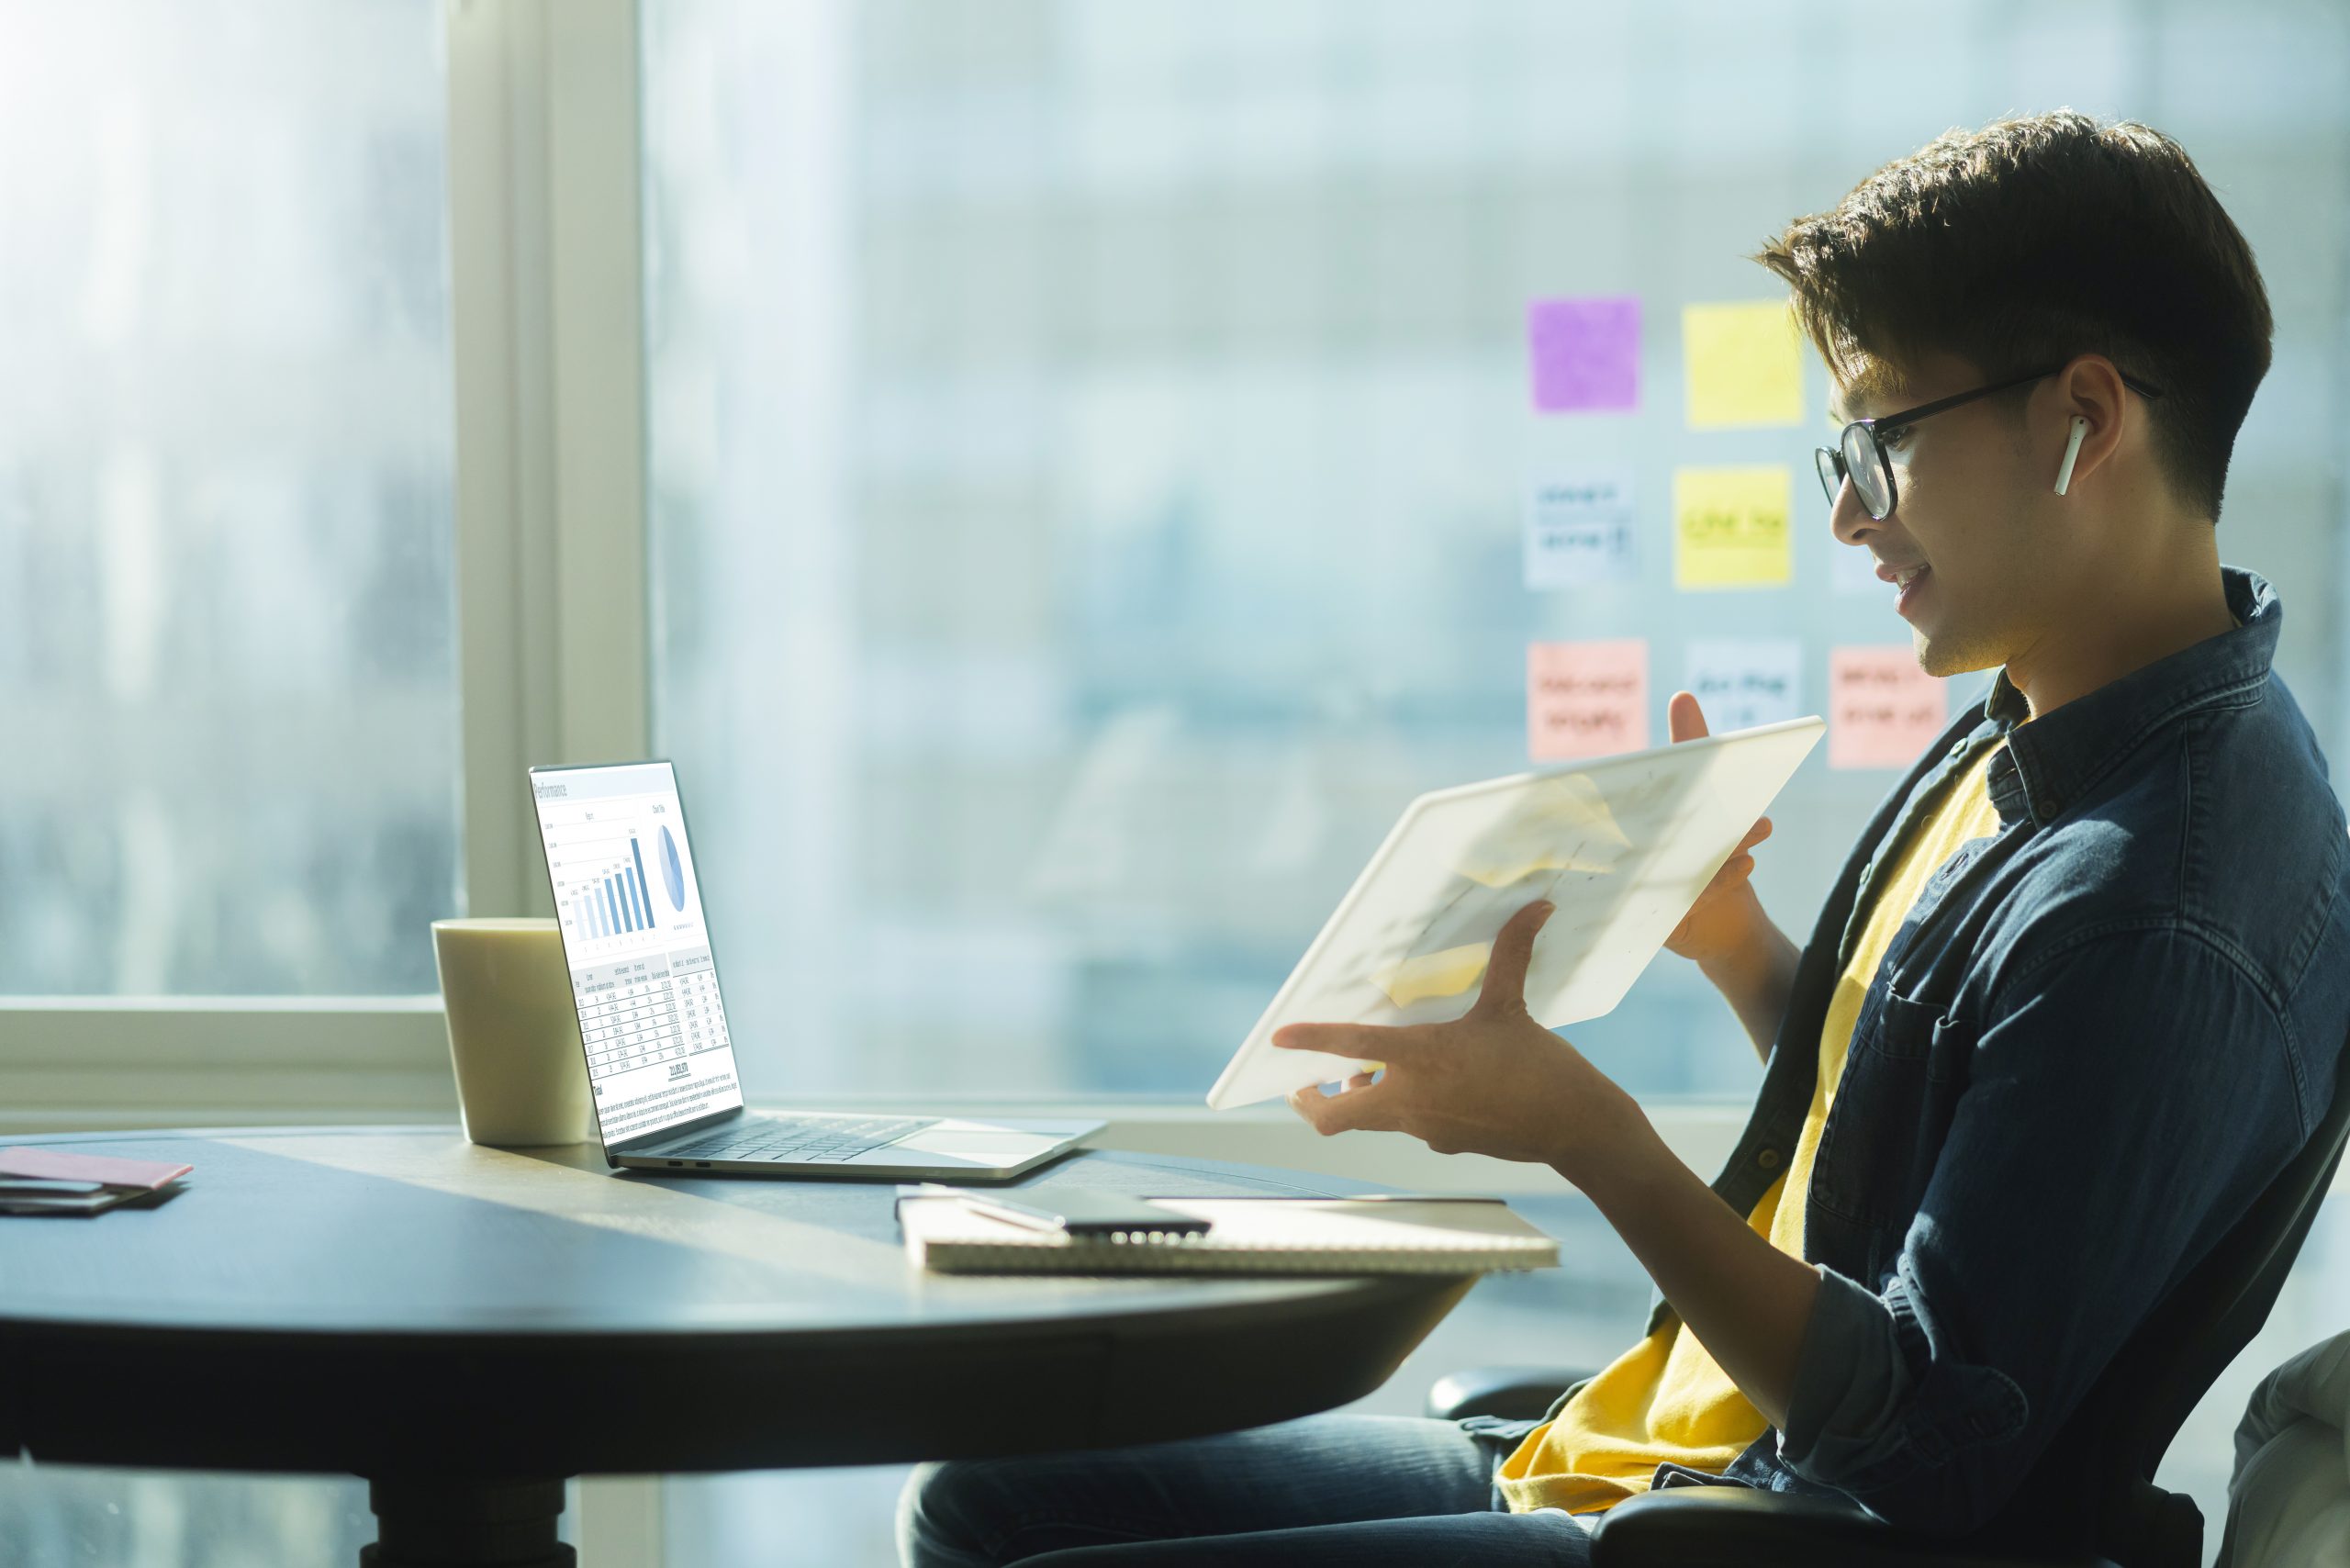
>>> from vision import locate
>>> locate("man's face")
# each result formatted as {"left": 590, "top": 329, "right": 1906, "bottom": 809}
{"left": 1829, "top": 352, "right": 2061, "bottom": 679}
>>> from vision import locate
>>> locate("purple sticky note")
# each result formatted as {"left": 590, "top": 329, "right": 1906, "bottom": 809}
{"left": 1528, "top": 296, "right": 1640, "bottom": 413}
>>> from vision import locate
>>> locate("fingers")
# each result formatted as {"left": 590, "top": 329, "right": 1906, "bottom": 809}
{"left": 1271, "top": 1021, "right": 1419, "bottom": 1068}
{"left": 1738, "top": 815, "right": 1774, "bottom": 852}
{"left": 1476, "top": 898, "right": 1555, "bottom": 1014}
{"left": 1285, "top": 1079, "right": 1398, "bottom": 1137}
{"left": 1668, "top": 690, "right": 1709, "bottom": 745}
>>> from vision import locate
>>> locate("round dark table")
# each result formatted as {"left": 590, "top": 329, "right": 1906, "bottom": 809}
{"left": 0, "top": 1126, "right": 1477, "bottom": 1566}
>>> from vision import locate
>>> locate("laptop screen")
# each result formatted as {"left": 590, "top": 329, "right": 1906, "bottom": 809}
{"left": 530, "top": 761, "right": 744, "bottom": 1148}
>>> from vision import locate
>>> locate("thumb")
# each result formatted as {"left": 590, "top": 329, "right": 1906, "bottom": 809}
{"left": 1668, "top": 690, "right": 1709, "bottom": 745}
{"left": 1476, "top": 899, "right": 1555, "bottom": 1014}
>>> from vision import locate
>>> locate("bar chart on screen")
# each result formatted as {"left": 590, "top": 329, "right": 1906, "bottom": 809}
{"left": 547, "top": 813, "right": 694, "bottom": 949}
{"left": 534, "top": 775, "right": 736, "bottom": 1131}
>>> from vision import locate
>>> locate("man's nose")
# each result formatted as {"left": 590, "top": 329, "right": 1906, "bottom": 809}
{"left": 1828, "top": 473, "right": 1879, "bottom": 547}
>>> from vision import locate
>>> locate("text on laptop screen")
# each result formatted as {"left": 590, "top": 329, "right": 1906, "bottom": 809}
{"left": 531, "top": 762, "right": 743, "bottom": 1145}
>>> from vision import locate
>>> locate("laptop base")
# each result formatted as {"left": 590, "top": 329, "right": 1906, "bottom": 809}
{"left": 613, "top": 1115, "right": 1102, "bottom": 1182}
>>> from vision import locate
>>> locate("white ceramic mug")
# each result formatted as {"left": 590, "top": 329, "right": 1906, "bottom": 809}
{"left": 431, "top": 917, "right": 595, "bottom": 1148}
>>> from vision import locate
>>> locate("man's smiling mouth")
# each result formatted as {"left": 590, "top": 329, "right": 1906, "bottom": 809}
{"left": 1875, "top": 559, "right": 1934, "bottom": 615}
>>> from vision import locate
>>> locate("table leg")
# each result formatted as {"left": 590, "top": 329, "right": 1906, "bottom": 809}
{"left": 358, "top": 1476, "right": 576, "bottom": 1568}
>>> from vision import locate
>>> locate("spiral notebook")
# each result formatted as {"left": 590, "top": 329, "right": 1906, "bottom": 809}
{"left": 895, "top": 1193, "right": 1559, "bottom": 1276}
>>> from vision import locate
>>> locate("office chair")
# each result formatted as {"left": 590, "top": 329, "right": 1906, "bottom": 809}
{"left": 1427, "top": 1021, "right": 2350, "bottom": 1568}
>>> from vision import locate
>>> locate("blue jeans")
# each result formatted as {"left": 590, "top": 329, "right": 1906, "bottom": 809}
{"left": 896, "top": 1412, "right": 1596, "bottom": 1565}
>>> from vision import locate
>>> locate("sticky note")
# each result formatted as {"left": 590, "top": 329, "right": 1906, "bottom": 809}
{"left": 1528, "top": 296, "right": 1640, "bottom": 412}
{"left": 1373, "top": 944, "right": 1492, "bottom": 1008}
{"left": 1683, "top": 300, "right": 1804, "bottom": 429}
{"left": 1684, "top": 638, "right": 1803, "bottom": 732}
{"left": 1674, "top": 465, "right": 1791, "bottom": 589}
{"left": 1524, "top": 468, "right": 1639, "bottom": 589}
{"left": 1830, "top": 647, "right": 1951, "bottom": 768}
{"left": 1528, "top": 639, "right": 1649, "bottom": 760}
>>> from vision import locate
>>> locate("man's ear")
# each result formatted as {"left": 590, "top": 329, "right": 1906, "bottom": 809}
{"left": 2046, "top": 355, "right": 2130, "bottom": 496}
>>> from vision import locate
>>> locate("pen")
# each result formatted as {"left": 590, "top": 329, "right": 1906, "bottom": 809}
{"left": 943, "top": 1189, "right": 1072, "bottom": 1235}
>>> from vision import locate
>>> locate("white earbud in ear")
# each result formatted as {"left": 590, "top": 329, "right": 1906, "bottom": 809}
{"left": 2053, "top": 415, "right": 2090, "bottom": 496}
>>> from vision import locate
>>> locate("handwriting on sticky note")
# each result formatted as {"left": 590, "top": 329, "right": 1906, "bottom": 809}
{"left": 1684, "top": 638, "right": 1803, "bottom": 731}
{"left": 1524, "top": 469, "right": 1638, "bottom": 588}
{"left": 1830, "top": 647, "right": 1950, "bottom": 768}
{"left": 1528, "top": 296, "right": 1640, "bottom": 413}
{"left": 1683, "top": 299, "right": 1804, "bottom": 429}
{"left": 1674, "top": 465, "right": 1791, "bottom": 589}
{"left": 1528, "top": 640, "right": 1649, "bottom": 760}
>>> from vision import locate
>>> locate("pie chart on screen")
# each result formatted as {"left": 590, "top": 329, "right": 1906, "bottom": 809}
{"left": 660, "top": 824, "right": 686, "bottom": 911}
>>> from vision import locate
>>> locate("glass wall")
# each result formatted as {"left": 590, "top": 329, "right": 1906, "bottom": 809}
{"left": 0, "top": 0, "right": 462, "bottom": 996}
{"left": 645, "top": 0, "right": 2350, "bottom": 1105}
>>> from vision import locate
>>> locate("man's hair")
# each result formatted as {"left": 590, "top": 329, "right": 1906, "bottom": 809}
{"left": 1754, "top": 111, "right": 2272, "bottom": 521}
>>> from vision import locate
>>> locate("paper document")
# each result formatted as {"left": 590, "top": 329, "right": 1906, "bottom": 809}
{"left": 1207, "top": 717, "right": 1824, "bottom": 1109}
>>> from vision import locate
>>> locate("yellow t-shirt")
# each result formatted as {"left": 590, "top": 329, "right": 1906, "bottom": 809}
{"left": 1496, "top": 739, "right": 2009, "bottom": 1515}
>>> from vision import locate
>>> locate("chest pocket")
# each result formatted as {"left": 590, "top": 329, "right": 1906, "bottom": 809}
{"left": 1807, "top": 982, "right": 1976, "bottom": 1262}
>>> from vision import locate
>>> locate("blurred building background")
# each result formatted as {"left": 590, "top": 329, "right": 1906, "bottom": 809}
{"left": 4, "top": 0, "right": 2347, "bottom": 1563}
{"left": 643, "top": 0, "right": 2350, "bottom": 1109}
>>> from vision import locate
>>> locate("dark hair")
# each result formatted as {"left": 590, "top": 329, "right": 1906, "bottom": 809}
{"left": 1754, "top": 111, "right": 2272, "bottom": 521}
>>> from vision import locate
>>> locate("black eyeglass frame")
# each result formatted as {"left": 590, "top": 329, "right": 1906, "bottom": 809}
{"left": 1816, "top": 363, "right": 2166, "bottom": 521}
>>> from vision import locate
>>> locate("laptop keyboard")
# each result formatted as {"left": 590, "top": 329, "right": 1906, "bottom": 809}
{"left": 656, "top": 1114, "right": 935, "bottom": 1164}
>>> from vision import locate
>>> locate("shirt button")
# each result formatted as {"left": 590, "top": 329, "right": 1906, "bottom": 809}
{"left": 1757, "top": 1148, "right": 1783, "bottom": 1170}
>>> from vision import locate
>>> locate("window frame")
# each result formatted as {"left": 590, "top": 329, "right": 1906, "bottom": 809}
{"left": 0, "top": 0, "right": 1814, "bottom": 1207}
{"left": 0, "top": 0, "right": 647, "bottom": 1132}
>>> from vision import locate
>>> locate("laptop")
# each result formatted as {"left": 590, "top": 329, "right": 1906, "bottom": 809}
{"left": 529, "top": 759, "right": 1101, "bottom": 1180}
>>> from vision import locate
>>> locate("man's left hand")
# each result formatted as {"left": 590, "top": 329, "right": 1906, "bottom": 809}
{"left": 1272, "top": 899, "right": 1639, "bottom": 1176}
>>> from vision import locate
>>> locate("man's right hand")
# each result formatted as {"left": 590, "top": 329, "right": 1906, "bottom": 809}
{"left": 1662, "top": 691, "right": 1774, "bottom": 969}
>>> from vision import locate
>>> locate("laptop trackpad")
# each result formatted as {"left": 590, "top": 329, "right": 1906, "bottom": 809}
{"left": 844, "top": 1122, "right": 1067, "bottom": 1168}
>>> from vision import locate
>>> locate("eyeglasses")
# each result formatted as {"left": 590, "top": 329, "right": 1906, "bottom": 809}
{"left": 1816, "top": 364, "right": 2166, "bottom": 521}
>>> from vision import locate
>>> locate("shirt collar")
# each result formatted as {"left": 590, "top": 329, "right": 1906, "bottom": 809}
{"left": 1980, "top": 566, "right": 2280, "bottom": 829}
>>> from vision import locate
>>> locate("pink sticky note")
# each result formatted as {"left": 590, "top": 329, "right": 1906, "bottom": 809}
{"left": 1829, "top": 648, "right": 1950, "bottom": 769}
{"left": 1528, "top": 296, "right": 1640, "bottom": 412}
{"left": 1528, "top": 640, "right": 1650, "bottom": 760}
{"left": 0, "top": 1147, "right": 194, "bottom": 1190}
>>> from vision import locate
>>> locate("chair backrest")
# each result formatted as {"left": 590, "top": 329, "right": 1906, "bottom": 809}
{"left": 1985, "top": 1018, "right": 2350, "bottom": 1568}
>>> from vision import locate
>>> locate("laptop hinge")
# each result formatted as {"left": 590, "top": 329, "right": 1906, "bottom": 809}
{"left": 607, "top": 1103, "right": 744, "bottom": 1161}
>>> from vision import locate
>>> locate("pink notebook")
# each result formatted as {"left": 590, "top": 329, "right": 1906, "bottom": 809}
{"left": 0, "top": 1147, "right": 194, "bottom": 1190}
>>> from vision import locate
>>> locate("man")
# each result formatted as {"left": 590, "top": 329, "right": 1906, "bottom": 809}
{"left": 899, "top": 110, "right": 2350, "bottom": 1566}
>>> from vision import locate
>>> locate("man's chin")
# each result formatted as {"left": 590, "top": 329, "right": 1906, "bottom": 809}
{"left": 1915, "top": 626, "right": 2001, "bottom": 682}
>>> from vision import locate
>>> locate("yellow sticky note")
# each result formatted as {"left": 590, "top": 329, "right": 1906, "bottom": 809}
{"left": 1372, "top": 944, "right": 1492, "bottom": 1008}
{"left": 1674, "top": 465, "right": 1792, "bottom": 590}
{"left": 1683, "top": 300, "right": 1805, "bottom": 429}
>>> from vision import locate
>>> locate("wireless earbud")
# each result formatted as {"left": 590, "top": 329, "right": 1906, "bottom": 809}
{"left": 2053, "top": 415, "right": 2090, "bottom": 496}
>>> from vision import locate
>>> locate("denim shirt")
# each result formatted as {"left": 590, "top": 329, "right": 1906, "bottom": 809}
{"left": 1546, "top": 566, "right": 2350, "bottom": 1534}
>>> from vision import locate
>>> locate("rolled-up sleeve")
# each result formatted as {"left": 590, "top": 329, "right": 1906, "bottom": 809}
{"left": 1774, "top": 925, "right": 2308, "bottom": 1533}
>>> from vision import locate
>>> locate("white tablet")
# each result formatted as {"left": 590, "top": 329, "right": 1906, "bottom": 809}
{"left": 1205, "top": 716, "right": 1827, "bottom": 1110}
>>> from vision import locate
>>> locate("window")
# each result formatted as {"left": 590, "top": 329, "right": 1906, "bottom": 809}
{"left": 643, "top": 0, "right": 2350, "bottom": 1101}
{"left": 0, "top": 0, "right": 461, "bottom": 997}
